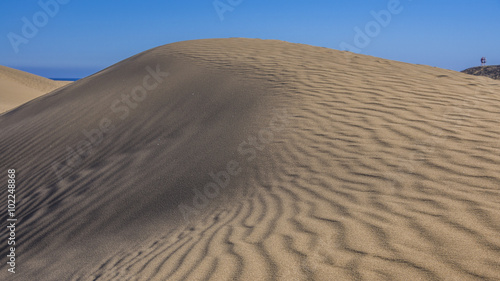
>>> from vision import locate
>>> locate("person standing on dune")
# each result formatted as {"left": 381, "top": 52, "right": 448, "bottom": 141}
{"left": 481, "top": 57, "right": 486, "bottom": 66}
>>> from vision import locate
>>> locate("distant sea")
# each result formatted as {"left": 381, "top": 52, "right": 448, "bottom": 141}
{"left": 50, "top": 78, "right": 80, "bottom": 81}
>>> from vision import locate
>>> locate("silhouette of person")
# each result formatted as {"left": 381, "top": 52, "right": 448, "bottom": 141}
{"left": 481, "top": 57, "right": 486, "bottom": 66}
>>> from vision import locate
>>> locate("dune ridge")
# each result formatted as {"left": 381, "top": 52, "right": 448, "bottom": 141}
{"left": 1, "top": 39, "right": 500, "bottom": 281}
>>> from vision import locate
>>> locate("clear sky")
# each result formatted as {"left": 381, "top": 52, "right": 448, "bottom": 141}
{"left": 1, "top": 0, "right": 499, "bottom": 79}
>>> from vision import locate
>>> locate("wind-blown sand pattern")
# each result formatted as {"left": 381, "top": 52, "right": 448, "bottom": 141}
{"left": 1, "top": 39, "right": 500, "bottom": 281}
{"left": 0, "top": 66, "right": 70, "bottom": 114}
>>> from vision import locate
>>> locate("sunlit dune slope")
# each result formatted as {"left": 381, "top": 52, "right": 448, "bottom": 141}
{"left": 0, "top": 65, "right": 70, "bottom": 113}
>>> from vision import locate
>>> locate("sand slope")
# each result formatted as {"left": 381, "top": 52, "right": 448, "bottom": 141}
{"left": 0, "top": 65, "right": 70, "bottom": 114}
{"left": 1, "top": 39, "right": 500, "bottom": 281}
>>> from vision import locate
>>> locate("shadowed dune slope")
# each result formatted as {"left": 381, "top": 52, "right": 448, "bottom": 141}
{"left": 1, "top": 38, "right": 500, "bottom": 281}
{"left": 0, "top": 65, "right": 70, "bottom": 113}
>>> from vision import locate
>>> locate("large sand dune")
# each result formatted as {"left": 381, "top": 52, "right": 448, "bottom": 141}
{"left": 0, "top": 66, "right": 71, "bottom": 114}
{"left": 1, "top": 39, "right": 500, "bottom": 281}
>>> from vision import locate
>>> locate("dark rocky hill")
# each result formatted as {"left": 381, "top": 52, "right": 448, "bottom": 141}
{"left": 462, "top": 65, "right": 500, "bottom": 80}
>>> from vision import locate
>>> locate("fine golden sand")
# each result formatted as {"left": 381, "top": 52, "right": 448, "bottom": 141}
{"left": 0, "top": 65, "right": 70, "bottom": 114}
{"left": 1, "top": 39, "right": 500, "bottom": 281}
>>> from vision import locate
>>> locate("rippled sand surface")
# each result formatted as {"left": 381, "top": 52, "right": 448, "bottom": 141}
{"left": 1, "top": 39, "right": 500, "bottom": 281}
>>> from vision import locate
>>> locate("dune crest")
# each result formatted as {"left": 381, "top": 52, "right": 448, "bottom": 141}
{"left": 1, "top": 39, "right": 500, "bottom": 281}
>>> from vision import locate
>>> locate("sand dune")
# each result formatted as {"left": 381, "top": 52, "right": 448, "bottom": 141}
{"left": 0, "top": 65, "right": 71, "bottom": 114}
{"left": 1, "top": 38, "right": 500, "bottom": 281}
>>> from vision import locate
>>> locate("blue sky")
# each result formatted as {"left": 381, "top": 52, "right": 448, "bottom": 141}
{"left": 1, "top": 0, "right": 499, "bottom": 78}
